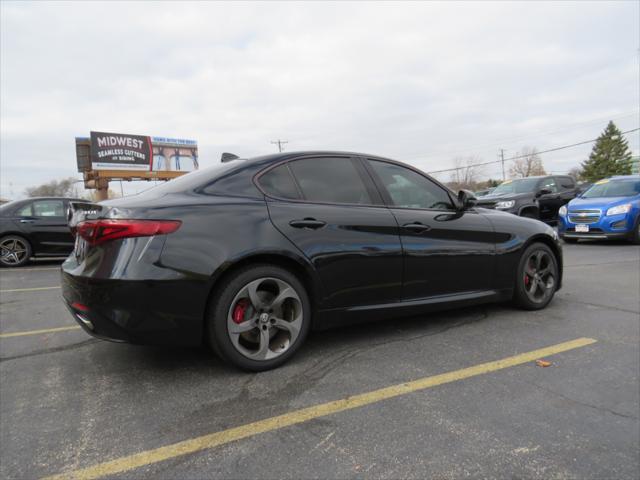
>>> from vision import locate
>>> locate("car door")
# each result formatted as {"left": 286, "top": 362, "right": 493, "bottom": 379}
{"left": 20, "top": 199, "right": 73, "bottom": 254}
{"left": 258, "top": 155, "right": 403, "bottom": 309}
{"left": 363, "top": 159, "right": 496, "bottom": 300}
{"left": 537, "top": 177, "right": 561, "bottom": 222}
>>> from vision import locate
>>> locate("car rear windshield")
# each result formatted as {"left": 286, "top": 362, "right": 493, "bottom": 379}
{"left": 491, "top": 178, "right": 539, "bottom": 195}
{"left": 581, "top": 179, "right": 640, "bottom": 198}
{"left": 142, "top": 160, "right": 245, "bottom": 194}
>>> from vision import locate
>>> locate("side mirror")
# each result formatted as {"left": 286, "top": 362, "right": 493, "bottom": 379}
{"left": 457, "top": 190, "right": 477, "bottom": 210}
{"left": 537, "top": 188, "right": 552, "bottom": 197}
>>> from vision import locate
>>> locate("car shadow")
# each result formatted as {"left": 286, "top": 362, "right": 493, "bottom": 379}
{"left": 94, "top": 303, "right": 501, "bottom": 377}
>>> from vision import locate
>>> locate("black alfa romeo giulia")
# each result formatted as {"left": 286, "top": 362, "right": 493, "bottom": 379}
{"left": 62, "top": 152, "right": 562, "bottom": 371}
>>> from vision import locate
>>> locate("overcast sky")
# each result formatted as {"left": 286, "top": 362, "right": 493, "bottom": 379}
{"left": 1, "top": 1, "right": 638, "bottom": 199}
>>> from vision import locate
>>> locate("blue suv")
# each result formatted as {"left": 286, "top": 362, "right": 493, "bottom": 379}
{"left": 558, "top": 175, "right": 640, "bottom": 244}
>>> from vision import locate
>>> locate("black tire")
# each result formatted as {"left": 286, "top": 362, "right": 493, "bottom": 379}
{"left": 629, "top": 217, "right": 640, "bottom": 245}
{"left": 513, "top": 242, "right": 559, "bottom": 310}
{"left": 561, "top": 236, "right": 578, "bottom": 244}
{"left": 207, "top": 264, "right": 311, "bottom": 371}
{"left": 0, "top": 235, "right": 32, "bottom": 268}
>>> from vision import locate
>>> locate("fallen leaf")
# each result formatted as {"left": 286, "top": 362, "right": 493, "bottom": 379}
{"left": 535, "top": 359, "right": 552, "bottom": 367}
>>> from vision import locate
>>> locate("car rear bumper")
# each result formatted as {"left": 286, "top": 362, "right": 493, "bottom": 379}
{"left": 61, "top": 268, "right": 208, "bottom": 346}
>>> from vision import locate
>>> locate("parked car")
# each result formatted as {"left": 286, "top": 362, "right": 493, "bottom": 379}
{"left": 558, "top": 175, "right": 640, "bottom": 244}
{"left": 0, "top": 197, "right": 81, "bottom": 267}
{"left": 473, "top": 187, "right": 495, "bottom": 197}
{"left": 62, "top": 152, "right": 562, "bottom": 371}
{"left": 476, "top": 175, "right": 578, "bottom": 224}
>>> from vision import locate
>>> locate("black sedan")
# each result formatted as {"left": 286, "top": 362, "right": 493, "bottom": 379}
{"left": 0, "top": 197, "right": 81, "bottom": 267}
{"left": 62, "top": 152, "right": 562, "bottom": 371}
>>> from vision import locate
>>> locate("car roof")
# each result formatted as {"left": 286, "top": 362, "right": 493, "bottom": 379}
{"left": 609, "top": 175, "right": 640, "bottom": 180}
{"left": 241, "top": 150, "right": 399, "bottom": 166}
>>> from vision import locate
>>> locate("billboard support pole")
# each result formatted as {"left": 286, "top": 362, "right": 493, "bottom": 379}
{"left": 95, "top": 180, "right": 109, "bottom": 201}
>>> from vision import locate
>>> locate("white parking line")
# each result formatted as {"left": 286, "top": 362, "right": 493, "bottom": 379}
{"left": 0, "top": 286, "right": 61, "bottom": 293}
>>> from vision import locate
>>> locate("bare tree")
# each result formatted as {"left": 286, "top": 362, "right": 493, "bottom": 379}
{"left": 509, "top": 147, "right": 546, "bottom": 178}
{"left": 567, "top": 166, "right": 583, "bottom": 181}
{"left": 24, "top": 177, "right": 80, "bottom": 197}
{"left": 83, "top": 189, "right": 120, "bottom": 201}
{"left": 449, "top": 156, "right": 484, "bottom": 190}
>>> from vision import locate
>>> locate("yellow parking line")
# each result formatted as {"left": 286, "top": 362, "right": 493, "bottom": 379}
{"left": 0, "top": 286, "right": 60, "bottom": 293}
{"left": 43, "top": 337, "right": 597, "bottom": 480}
{"left": 0, "top": 325, "right": 81, "bottom": 338}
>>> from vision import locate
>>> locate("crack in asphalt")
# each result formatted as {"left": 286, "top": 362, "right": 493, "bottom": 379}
{"left": 524, "top": 380, "right": 639, "bottom": 420}
{"left": 557, "top": 297, "right": 640, "bottom": 315}
{"left": 0, "top": 339, "right": 100, "bottom": 362}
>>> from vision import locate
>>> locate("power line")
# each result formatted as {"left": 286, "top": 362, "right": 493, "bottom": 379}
{"left": 270, "top": 139, "right": 288, "bottom": 152}
{"left": 426, "top": 127, "right": 640, "bottom": 175}
{"left": 400, "top": 110, "right": 639, "bottom": 161}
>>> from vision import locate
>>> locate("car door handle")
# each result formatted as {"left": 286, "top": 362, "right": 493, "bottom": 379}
{"left": 289, "top": 218, "right": 326, "bottom": 229}
{"left": 19, "top": 219, "right": 35, "bottom": 223}
{"left": 402, "top": 222, "right": 431, "bottom": 233}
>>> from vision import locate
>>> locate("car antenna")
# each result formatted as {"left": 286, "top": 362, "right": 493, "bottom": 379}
{"left": 221, "top": 153, "right": 240, "bottom": 163}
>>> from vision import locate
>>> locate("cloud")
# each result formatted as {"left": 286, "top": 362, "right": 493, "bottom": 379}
{"left": 1, "top": 1, "right": 638, "bottom": 198}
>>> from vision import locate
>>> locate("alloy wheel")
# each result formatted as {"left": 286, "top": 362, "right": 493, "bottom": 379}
{"left": 226, "top": 277, "right": 303, "bottom": 361}
{"left": 523, "top": 250, "right": 556, "bottom": 304}
{"left": 0, "top": 238, "right": 29, "bottom": 266}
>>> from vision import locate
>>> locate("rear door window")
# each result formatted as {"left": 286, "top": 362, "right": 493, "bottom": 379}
{"left": 540, "top": 177, "right": 558, "bottom": 193}
{"left": 32, "top": 200, "right": 65, "bottom": 217}
{"left": 288, "top": 157, "right": 373, "bottom": 205}
{"left": 17, "top": 203, "right": 33, "bottom": 216}
{"left": 557, "top": 176, "right": 575, "bottom": 191}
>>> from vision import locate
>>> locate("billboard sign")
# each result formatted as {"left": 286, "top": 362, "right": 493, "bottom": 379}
{"left": 87, "top": 131, "right": 198, "bottom": 172}
{"left": 90, "top": 131, "right": 153, "bottom": 171}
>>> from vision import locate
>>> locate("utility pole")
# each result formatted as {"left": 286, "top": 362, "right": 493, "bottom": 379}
{"left": 271, "top": 139, "right": 288, "bottom": 152}
{"left": 499, "top": 149, "right": 506, "bottom": 180}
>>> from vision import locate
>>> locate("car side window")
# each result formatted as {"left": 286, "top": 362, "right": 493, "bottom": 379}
{"left": 540, "top": 178, "right": 558, "bottom": 193}
{"left": 288, "top": 157, "right": 373, "bottom": 205}
{"left": 258, "top": 164, "right": 301, "bottom": 200}
{"left": 17, "top": 203, "right": 33, "bottom": 216}
{"left": 368, "top": 160, "right": 454, "bottom": 210}
{"left": 557, "top": 176, "right": 575, "bottom": 190}
{"left": 32, "top": 200, "right": 65, "bottom": 217}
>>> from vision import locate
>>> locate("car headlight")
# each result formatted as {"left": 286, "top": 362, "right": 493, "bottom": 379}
{"left": 495, "top": 200, "right": 515, "bottom": 209}
{"left": 559, "top": 205, "right": 567, "bottom": 216}
{"left": 606, "top": 203, "right": 632, "bottom": 216}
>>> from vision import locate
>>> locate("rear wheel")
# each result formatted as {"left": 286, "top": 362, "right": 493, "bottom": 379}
{"left": 207, "top": 264, "right": 311, "bottom": 371}
{"left": 0, "top": 235, "right": 31, "bottom": 268}
{"left": 513, "top": 243, "right": 558, "bottom": 310}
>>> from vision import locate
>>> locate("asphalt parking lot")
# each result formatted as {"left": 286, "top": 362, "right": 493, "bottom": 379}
{"left": 1, "top": 241, "right": 639, "bottom": 479}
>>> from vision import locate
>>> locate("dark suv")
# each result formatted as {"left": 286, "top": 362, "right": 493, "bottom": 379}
{"left": 476, "top": 175, "right": 577, "bottom": 224}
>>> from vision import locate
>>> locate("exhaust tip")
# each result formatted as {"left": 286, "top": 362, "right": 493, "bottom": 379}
{"left": 76, "top": 314, "right": 94, "bottom": 331}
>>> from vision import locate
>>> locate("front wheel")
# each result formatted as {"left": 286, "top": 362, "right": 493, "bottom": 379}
{"left": 629, "top": 218, "right": 640, "bottom": 245}
{"left": 207, "top": 264, "right": 311, "bottom": 371}
{"left": 513, "top": 243, "right": 559, "bottom": 310}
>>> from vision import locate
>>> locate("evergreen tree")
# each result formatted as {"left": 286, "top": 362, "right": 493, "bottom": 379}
{"left": 581, "top": 121, "right": 632, "bottom": 182}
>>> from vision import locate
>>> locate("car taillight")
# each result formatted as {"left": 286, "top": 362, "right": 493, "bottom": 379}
{"left": 76, "top": 219, "right": 181, "bottom": 246}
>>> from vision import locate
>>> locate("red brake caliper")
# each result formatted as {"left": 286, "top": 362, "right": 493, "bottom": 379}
{"left": 232, "top": 299, "right": 250, "bottom": 324}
